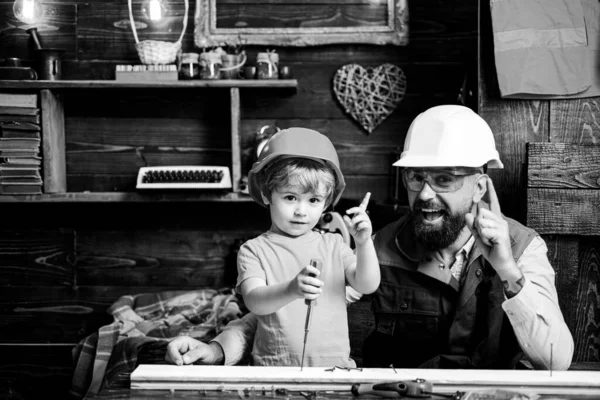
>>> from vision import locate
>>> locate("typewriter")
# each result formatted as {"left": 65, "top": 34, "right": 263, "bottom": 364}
{"left": 136, "top": 166, "right": 232, "bottom": 190}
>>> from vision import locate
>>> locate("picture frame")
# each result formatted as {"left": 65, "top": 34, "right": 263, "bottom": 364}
{"left": 194, "top": 0, "right": 409, "bottom": 48}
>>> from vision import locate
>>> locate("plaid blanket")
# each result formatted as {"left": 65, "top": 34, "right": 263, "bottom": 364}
{"left": 69, "top": 287, "right": 244, "bottom": 399}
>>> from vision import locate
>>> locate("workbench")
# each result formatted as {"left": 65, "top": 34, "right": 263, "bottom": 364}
{"left": 88, "top": 365, "right": 600, "bottom": 400}
{"left": 90, "top": 388, "right": 600, "bottom": 400}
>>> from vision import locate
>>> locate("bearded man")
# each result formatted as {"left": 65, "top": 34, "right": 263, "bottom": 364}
{"left": 165, "top": 105, "right": 573, "bottom": 371}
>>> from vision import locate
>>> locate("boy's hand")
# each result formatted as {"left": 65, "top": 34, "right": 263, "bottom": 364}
{"left": 343, "top": 192, "right": 372, "bottom": 245}
{"left": 290, "top": 264, "right": 323, "bottom": 301}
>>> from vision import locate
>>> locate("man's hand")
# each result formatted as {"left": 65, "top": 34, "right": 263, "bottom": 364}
{"left": 465, "top": 177, "right": 524, "bottom": 297}
{"left": 344, "top": 192, "right": 373, "bottom": 245}
{"left": 165, "top": 336, "right": 225, "bottom": 366}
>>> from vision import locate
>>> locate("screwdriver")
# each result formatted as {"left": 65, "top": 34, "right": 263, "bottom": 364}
{"left": 351, "top": 380, "right": 429, "bottom": 398}
{"left": 300, "top": 258, "right": 323, "bottom": 371}
{"left": 351, "top": 379, "right": 463, "bottom": 399}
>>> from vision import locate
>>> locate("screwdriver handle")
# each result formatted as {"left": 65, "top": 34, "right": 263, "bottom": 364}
{"left": 351, "top": 382, "right": 407, "bottom": 398}
{"left": 351, "top": 380, "right": 432, "bottom": 399}
{"left": 305, "top": 259, "right": 322, "bottom": 306}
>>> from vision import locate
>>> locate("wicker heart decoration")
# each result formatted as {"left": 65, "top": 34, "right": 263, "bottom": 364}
{"left": 333, "top": 63, "right": 407, "bottom": 134}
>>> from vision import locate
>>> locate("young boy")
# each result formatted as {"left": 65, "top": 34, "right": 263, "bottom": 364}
{"left": 237, "top": 127, "right": 380, "bottom": 367}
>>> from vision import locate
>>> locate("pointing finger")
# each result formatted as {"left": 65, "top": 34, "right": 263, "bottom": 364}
{"left": 486, "top": 177, "right": 501, "bottom": 216}
{"left": 359, "top": 192, "right": 371, "bottom": 210}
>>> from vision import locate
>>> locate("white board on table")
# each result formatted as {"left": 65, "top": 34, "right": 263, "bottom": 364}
{"left": 131, "top": 365, "right": 600, "bottom": 395}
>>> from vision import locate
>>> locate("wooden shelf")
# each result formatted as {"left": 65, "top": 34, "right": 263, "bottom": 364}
{"left": 0, "top": 79, "right": 298, "bottom": 89}
{"left": 0, "top": 191, "right": 255, "bottom": 203}
{"left": 0, "top": 79, "right": 298, "bottom": 202}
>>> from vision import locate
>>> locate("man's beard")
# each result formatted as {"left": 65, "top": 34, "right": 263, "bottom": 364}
{"left": 412, "top": 199, "right": 471, "bottom": 249}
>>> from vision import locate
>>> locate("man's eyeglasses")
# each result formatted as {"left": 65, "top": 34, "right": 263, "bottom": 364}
{"left": 403, "top": 168, "right": 482, "bottom": 193}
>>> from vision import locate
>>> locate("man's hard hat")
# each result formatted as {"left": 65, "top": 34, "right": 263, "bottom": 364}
{"left": 248, "top": 127, "right": 346, "bottom": 207}
{"left": 393, "top": 105, "right": 504, "bottom": 169}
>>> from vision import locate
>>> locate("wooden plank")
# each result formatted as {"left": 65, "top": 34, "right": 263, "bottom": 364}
{"left": 342, "top": 175, "right": 390, "bottom": 204}
{"left": 67, "top": 152, "right": 231, "bottom": 177}
{"left": 544, "top": 236, "right": 580, "bottom": 339}
{"left": 573, "top": 237, "right": 600, "bottom": 363}
{"left": 0, "top": 80, "right": 298, "bottom": 90}
{"left": 0, "top": 344, "right": 74, "bottom": 400}
{"left": 240, "top": 118, "right": 406, "bottom": 148}
{"left": 527, "top": 143, "right": 600, "bottom": 189}
{"left": 527, "top": 189, "right": 600, "bottom": 236}
{"left": 1, "top": 201, "right": 268, "bottom": 229}
{"left": 75, "top": 228, "right": 263, "bottom": 287}
{"left": 76, "top": 255, "right": 228, "bottom": 287}
{"left": 549, "top": 99, "right": 600, "bottom": 145}
{"left": 0, "top": 191, "right": 255, "bottom": 203}
{"left": 0, "top": 229, "right": 74, "bottom": 286}
{"left": 0, "top": 307, "right": 96, "bottom": 343}
{"left": 0, "top": 286, "right": 110, "bottom": 344}
{"left": 231, "top": 88, "right": 242, "bottom": 193}
{"left": 66, "top": 117, "right": 230, "bottom": 146}
{"left": 66, "top": 151, "right": 231, "bottom": 175}
{"left": 64, "top": 89, "right": 230, "bottom": 119}
{"left": 41, "top": 89, "right": 67, "bottom": 193}
{"left": 130, "top": 365, "right": 600, "bottom": 394}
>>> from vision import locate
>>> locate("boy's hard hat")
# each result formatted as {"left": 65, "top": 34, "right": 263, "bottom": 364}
{"left": 393, "top": 105, "right": 504, "bottom": 169}
{"left": 248, "top": 127, "right": 346, "bottom": 207}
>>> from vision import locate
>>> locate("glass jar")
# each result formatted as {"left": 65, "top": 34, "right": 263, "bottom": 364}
{"left": 256, "top": 52, "right": 279, "bottom": 79}
{"left": 178, "top": 52, "right": 200, "bottom": 80}
{"left": 199, "top": 52, "right": 222, "bottom": 80}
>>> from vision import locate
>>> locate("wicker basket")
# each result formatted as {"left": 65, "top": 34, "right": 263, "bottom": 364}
{"left": 128, "top": 0, "right": 188, "bottom": 65}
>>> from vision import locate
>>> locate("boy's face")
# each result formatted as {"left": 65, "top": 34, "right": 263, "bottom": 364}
{"left": 262, "top": 182, "right": 329, "bottom": 238}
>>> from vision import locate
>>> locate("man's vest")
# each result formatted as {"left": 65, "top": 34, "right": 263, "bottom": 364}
{"left": 364, "top": 214, "right": 537, "bottom": 369}
{"left": 490, "top": 0, "right": 599, "bottom": 99}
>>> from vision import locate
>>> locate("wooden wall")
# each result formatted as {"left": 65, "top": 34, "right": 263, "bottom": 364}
{"left": 478, "top": 1, "right": 600, "bottom": 366}
{"left": 0, "top": 0, "right": 479, "bottom": 398}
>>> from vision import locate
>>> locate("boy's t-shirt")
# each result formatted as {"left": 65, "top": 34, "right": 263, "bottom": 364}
{"left": 236, "top": 230, "right": 357, "bottom": 368}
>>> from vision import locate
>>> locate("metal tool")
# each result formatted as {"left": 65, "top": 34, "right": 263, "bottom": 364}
{"left": 351, "top": 379, "right": 431, "bottom": 398}
{"left": 300, "top": 258, "right": 323, "bottom": 370}
{"left": 351, "top": 379, "right": 463, "bottom": 399}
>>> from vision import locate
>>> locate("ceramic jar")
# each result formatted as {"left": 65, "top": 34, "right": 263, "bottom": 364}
{"left": 199, "top": 52, "right": 222, "bottom": 80}
{"left": 179, "top": 53, "right": 200, "bottom": 80}
{"left": 256, "top": 52, "right": 279, "bottom": 79}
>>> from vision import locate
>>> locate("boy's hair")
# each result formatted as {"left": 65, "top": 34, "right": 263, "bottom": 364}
{"left": 258, "top": 157, "right": 337, "bottom": 207}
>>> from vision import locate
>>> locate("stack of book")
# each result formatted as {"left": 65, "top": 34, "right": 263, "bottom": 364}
{"left": 0, "top": 92, "right": 43, "bottom": 195}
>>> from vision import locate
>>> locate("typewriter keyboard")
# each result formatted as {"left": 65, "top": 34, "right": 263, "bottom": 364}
{"left": 136, "top": 166, "right": 232, "bottom": 189}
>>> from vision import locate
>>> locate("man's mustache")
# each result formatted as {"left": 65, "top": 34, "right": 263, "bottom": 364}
{"left": 413, "top": 199, "right": 447, "bottom": 212}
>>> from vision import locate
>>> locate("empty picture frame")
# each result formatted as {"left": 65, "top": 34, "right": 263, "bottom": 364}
{"left": 194, "top": 0, "right": 409, "bottom": 48}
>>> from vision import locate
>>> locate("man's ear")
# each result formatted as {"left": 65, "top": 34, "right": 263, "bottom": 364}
{"left": 401, "top": 171, "right": 407, "bottom": 189}
{"left": 473, "top": 174, "right": 489, "bottom": 203}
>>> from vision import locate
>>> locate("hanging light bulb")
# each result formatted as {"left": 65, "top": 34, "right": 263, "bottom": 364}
{"left": 141, "top": 0, "right": 169, "bottom": 22}
{"left": 13, "top": 0, "right": 43, "bottom": 24}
